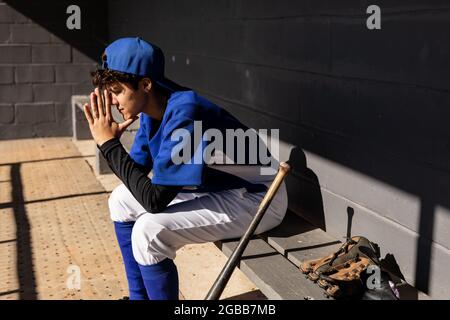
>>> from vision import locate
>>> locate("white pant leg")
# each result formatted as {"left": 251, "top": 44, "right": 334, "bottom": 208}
{"left": 108, "top": 182, "right": 288, "bottom": 266}
{"left": 108, "top": 184, "right": 200, "bottom": 222}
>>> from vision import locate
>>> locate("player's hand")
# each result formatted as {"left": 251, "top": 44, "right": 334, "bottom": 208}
{"left": 83, "top": 87, "right": 138, "bottom": 147}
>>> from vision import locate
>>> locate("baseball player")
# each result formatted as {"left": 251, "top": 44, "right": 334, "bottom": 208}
{"left": 83, "top": 37, "right": 288, "bottom": 300}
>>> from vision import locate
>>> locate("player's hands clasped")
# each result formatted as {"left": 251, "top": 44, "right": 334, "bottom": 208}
{"left": 83, "top": 87, "right": 138, "bottom": 147}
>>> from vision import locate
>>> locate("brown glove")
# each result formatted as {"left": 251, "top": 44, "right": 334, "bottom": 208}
{"left": 317, "top": 255, "right": 377, "bottom": 298}
{"left": 300, "top": 236, "right": 381, "bottom": 298}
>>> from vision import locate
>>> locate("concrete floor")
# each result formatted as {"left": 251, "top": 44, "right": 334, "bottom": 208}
{"left": 0, "top": 137, "right": 265, "bottom": 300}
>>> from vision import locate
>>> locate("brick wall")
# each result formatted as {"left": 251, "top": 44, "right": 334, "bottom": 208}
{"left": 107, "top": 0, "right": 450, "bottom": 298}
{"left": 0, "top": 0, "right": 106, "bottom": 139}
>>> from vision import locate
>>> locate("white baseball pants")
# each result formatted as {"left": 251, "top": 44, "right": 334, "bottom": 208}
{"left": 108, "top": 169, "right": 288, "bottom": 266}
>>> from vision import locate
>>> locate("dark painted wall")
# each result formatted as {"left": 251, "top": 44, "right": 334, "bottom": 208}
{"left": 2, "top": 0, "right": 449, "bottom": 298}
{"left": 108, "top": 0, "right": 450, "bottom": 298}
{"left": 0, "top": 0, "right": 106, "bottom": 139}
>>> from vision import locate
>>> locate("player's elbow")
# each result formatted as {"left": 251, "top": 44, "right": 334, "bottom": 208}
{"left": 146, "top": 203, "right": 167, "bottom": 213}
{"left": 146, "top": 208, "right": 160, "bottom": 214}
{"left": 144, "top": 184, "right": 181, "bottom": 214}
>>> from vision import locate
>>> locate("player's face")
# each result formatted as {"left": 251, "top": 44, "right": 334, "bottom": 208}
{"left": 106, "top": 81, "right": 146, "bottom": 120}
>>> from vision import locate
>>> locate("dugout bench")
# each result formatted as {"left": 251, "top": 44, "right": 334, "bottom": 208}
{"left": 213, "top": 141, "right": 343, "bottom": 300}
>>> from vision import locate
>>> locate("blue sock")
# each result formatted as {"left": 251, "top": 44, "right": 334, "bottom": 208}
{"left": 138, "top": 258, "right": 179, "bottom": 300}
{"left": 114, "top": 221, "right": 149, "bottom": 300}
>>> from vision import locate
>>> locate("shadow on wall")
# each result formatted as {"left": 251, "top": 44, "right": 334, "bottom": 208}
{"left": 286, "top": 147, "right": 326, "bottom": 231}
{"left": 5, "top": 0, "right": 108, "bottom": 61}
{"left": 280, "top": 127, "right": 446, "bottom": 296}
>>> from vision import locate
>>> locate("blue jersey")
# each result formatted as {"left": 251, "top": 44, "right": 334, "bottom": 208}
{"left": 129, "top": 90, "right": 266, "bottom": 192}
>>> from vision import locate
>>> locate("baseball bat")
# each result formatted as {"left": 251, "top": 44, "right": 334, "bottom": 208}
{"left": 205, "top": 162, "right": 291, "bottom": 300}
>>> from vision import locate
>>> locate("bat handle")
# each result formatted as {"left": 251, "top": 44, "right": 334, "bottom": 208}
{"left": 258, "top": 162, "right": 290, "bottom": 211}
{"left": 205, "top": 162, "right": 291, "bottom": 300}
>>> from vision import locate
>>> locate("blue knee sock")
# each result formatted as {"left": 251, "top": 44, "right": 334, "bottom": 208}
{"left": 114, "top": 221, "right": 149, "bottom": 300}
{"left": 138, "top": 258, "right": 179, "bottom": 300}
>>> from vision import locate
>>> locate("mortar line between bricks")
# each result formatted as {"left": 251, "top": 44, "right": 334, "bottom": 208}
{"left": 230, "top": 8, "right": 450, "bottom": 21}
{"left": 117, "top": 7, "right": 450, "bottom": 25}
{"left": 196, "top": 88, "right": 296, "bottom": 125}
{"left": 197, "top": 89, "right": 450, "bottom": 177}
{"left": 318, "top": 184, "right": 450, "bottom": 253}
{"left": 167, "top": 50, "right": 450, "bottom": 93}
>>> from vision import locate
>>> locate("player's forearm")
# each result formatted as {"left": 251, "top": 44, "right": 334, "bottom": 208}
{"left": 99, "top": 138, "right": 181, "bottom": 213}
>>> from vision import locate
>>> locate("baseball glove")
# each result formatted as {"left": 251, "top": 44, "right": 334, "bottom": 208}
{"left": 300, "top": 236, "right": 381, "bottom": 298}
{"left": 317, "top": 255, "right": 378, "bottom": 298}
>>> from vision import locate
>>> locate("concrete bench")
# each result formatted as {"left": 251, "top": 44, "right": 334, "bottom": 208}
{"left": 212, "top": 140, "right": 344, "bottom": 300}
{"left": 213, "top": 141, "right": 429, "bottom": 300}
{"left": 71, "top": 95, "right": 139, "bottom": 174}
{"left": 216, "top": 210, "right": 430, "bottom": 300}
{"left": 215, "top": 211, "right": 343, "bottom": 300}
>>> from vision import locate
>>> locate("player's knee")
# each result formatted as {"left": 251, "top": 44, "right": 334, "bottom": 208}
{"left": 131, "top": 215, "right": 168, "bottom": 265}
{"left": 108, "top": 184, "right": 132, "bottom": 222}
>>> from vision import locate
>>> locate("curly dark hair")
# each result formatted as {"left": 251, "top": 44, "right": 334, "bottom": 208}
{"left": 91, "top": 68, "right": 143, "bottom": 90}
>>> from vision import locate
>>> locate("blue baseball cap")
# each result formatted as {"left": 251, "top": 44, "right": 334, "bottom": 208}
{"left": 102, "top": 37, "right": 184, "bottom": 92}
